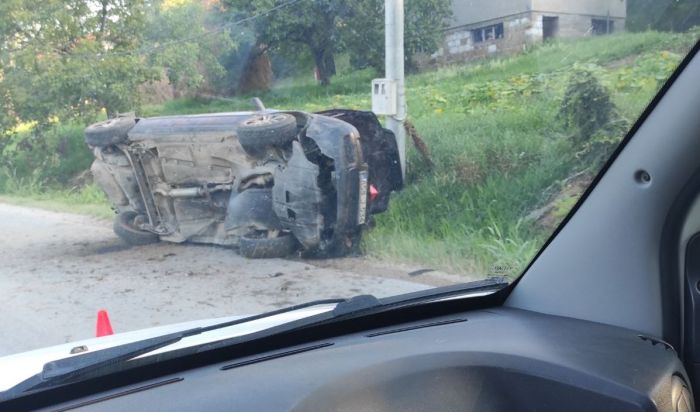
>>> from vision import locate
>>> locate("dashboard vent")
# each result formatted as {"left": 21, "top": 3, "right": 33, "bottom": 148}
{"left": 365, "top": 318, "right": 467, "bottom": 338}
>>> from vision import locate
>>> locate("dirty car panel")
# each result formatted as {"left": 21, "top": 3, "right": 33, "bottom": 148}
{"left": 272, "top": 141, "right": 324, "bottom": 249}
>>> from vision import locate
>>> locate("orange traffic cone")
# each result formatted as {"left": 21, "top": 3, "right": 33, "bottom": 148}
{"left": 96, "top": 309, "right": 114, "bottom": 337}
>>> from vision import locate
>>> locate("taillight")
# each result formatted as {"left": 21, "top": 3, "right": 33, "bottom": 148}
{"left": 369, "top": 184, "right": 379, "bottom": 202}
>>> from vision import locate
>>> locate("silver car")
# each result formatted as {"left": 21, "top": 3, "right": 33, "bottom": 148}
{"left": 86, "top": 106, "right": 403, "bottom": 258}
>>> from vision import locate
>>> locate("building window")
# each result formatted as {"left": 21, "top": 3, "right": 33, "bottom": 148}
{"left": 472, "top": 23, "right": 504, "bottom": 43}
{"left": 591, "top": 18, "right": 614, "bottom": 35}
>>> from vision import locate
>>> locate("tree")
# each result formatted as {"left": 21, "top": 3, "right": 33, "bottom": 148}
{"left": 146, "top": 0, "right": 235, "bottom": 95}
{"left": 223, "top": 0, "right": 450, "bottom": 87}
{"left": 0, "top": 0, "right": 235, "bottom": 190}
{"left": 0, "top": 0, "right": 234, "bottom": 127}
{"left": 237, "top": 41, "right": 274, "bottom": 93}
{"left": 0, "top": 0, "right": 155, "bottom": 124}
{"left": 223, "top": 0, "right": 351, "bottom": 86}
{"left": 342, "top": 0, "right": 452, "bottom": 73}
{"left": 0, "top": 0, "right": 157, "bottom": 188}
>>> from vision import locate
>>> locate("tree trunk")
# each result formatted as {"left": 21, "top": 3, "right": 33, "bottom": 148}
{"left": 312, "top": 46, "right": 335, "bottom": 86}
{"left": 238, "top": 44, "right": 273, "bottom": 94}
{"left": 324, "top": 51, "right": 336, "bottom": 77}
{"left": 98, "top": 0, "right": 109, "bottom": 41}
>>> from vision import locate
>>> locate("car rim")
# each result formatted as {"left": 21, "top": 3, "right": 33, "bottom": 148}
{"left": 244, "top": 114, "right": 289, "bottom": 127}
{"left": 96, "top": 119, "right": 117, "bottom": 128}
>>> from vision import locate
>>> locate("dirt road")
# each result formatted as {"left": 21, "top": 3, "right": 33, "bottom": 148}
{"left": 0, "top": 203, "right": 466, "bottom": 356}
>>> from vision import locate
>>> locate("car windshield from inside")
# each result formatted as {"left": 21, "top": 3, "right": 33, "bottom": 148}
{"left": 0, "top": 0, "right": 699, "bottom": 358}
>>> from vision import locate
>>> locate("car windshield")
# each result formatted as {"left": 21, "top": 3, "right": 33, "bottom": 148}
{"left": 0, "top": 0, "right": 698, "bottom": 356}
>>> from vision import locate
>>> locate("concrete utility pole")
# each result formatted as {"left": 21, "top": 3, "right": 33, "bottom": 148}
{"left": 383, "top": 0, "right": 407, "bottom": 178}
{"left": 371, "top": 0, "right": 406, "bottom": 177}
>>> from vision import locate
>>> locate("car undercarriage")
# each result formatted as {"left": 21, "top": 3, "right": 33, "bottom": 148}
{"left": 88, "top": 108, "right": 402, "bottom": 258}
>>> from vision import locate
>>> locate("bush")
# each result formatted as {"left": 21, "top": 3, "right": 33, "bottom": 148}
{"left": 560, "top": 69, "right": 616, "bottom": 142}
{"left": 559, "top": 69, "right": 630, "bottom": 169}
{"left": 0, "top": 124, "right": 93, "bottom": 191}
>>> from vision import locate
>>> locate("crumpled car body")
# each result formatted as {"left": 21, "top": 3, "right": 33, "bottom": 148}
{"left": 87, "top": 109, "right": 403, "bottom": 258}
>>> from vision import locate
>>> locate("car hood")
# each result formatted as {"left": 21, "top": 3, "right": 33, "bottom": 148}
{"left": 0, "top": 304, "right": 335, "bottom": 392}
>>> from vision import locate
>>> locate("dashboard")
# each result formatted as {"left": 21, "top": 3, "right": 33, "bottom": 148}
{"left": 41, "top": 307, "right": 691, "bottom": 411}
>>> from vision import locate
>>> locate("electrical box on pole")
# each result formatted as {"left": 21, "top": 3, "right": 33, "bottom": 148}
{"left": 371, "top": 79, "right": 397, "bottom": 115}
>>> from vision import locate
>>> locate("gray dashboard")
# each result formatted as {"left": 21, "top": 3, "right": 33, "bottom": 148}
{"left": 45, "top": 308, "right": 689, "bottom": 411}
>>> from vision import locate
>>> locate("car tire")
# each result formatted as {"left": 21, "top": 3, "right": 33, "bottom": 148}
{"left": 237, "top": 113, "right": 298, "bottom": 154}
{"left": 238, "top": 232, "right": 299, "bottom": 259}
{"left": 113, "top": 211, "right": 159, "bottom": 245}
{"left": 85, "top": 116, "right": 136, "bottom": 147}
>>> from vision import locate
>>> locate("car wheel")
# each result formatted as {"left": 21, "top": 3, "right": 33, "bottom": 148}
{"left": 113, "top": 211, "right": 159, "bottom": 245}
{"left": 237, "top": 113, "right": 298, "bottom": 154}
{"left": 238, "top": 232, "right": 300, "bottom": 259}
{"left": 85, "top": 116, "right": 136, "bottom": 147}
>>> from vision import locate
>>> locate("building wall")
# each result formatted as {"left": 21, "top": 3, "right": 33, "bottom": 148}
{"left": 528, "top": 12, "right": 625, "bottom": 41}
{"left": 450, "top": 0, "right": 626, "bottom": 28}
{"left": 434, "top": 0, "right": 627, "bottom": 65}
{"left": 532, "top": 0, "right": 626, "bottom": 18}
{"left": 432, "top": 12, "right": 536, "bottom": 65}
{"left": 450, "top": 0, "right": 531, "bottom": 28}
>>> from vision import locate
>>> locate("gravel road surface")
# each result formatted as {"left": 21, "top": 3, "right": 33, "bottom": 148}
{"left": 0, "top": 203, "right": 466, "bottom": 356}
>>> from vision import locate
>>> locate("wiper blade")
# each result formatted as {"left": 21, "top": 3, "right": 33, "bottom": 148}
{"left": 3, "top": 278, "right": 508, "bottom": 400}
{"left": 2, "top": 329, "right": 197, "bottom": 399}
{"left": 2, "top": 298, "right": 345, "bottom": 399}
{"left": 44, "top": 329, "right": 196, "bottom": 381}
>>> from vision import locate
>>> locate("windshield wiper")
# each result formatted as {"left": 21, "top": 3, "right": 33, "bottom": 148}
{"left": 1, "top": 277, "right": 508, "bottom": 400}
{"left": 0, "top": 298, "right": 345, "bottom": 399}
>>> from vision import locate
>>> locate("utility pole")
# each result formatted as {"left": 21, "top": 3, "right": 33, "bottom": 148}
{"left": 386, "top": 0, "right": 407, "bottom": 178}
{"left": 372, "top": 0, "right": 407, "bottom": 178}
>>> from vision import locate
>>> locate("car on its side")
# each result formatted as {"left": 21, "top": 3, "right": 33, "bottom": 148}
{"left": 86, "top": 105, "right": 403, "bottom": 258}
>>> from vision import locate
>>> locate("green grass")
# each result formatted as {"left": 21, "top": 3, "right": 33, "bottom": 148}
{"left": 0, "top": 184, "right": 114, "bottom": 220}
{"left": 2, "top": 29, "right": 697, "bottom": 276}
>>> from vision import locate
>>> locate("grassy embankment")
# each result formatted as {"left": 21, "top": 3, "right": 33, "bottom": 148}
{"left": 2, "top": 30, "right": 696, "bottom": 275}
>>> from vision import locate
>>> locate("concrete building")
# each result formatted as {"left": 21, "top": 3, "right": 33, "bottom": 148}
{"left": 433, "top": 0, "right": 626, "bottom": 63}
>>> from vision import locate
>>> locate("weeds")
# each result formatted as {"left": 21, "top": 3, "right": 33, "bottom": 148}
{"left": 472, "top": 219, "right": 541, "bottom": 277}
{"left": 0, "top": 167, "right": 45, "bottom": 195}
{"left": 0, "top": 184, "right": 113, "bottom": 220}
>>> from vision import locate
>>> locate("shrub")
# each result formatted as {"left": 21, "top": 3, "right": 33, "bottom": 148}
{"left": 559, "top": 69, "right": 630, "bottom": 169}
{"left": 0, "top": 124, "right": 93, "bottom": 190}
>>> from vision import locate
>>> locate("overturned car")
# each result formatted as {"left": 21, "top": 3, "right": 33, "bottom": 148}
{"left": 86, "top": 105, "right": 402, "bottom": 258}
